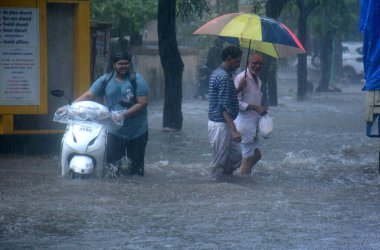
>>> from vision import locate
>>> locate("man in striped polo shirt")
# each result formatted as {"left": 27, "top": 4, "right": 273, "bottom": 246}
{"left": 208, "top": 45, "right": 247, "bottom": 181}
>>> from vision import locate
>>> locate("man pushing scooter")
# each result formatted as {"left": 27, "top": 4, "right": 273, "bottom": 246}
{"left": 74, "top": 52, "right": 149, "bottom": 176}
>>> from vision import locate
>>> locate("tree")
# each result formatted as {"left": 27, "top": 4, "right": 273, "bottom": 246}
{"left": 157, "top": 0, "right": 210, "bottom": 130}
{"left": 295, "top": 0, "right": 319, "bottom": 100}
{"left": 215, "top": 0, "right": 239, "bottom": 14}
{"left": 157, "top": 0, "right": 184, "bottom": 130}
{"left": 90, "top": 0, "right": 157, "bottom": 45}
{"left": 310, "top": 0, "right": 359, "bottom": 91}
{"left": 262, "top": 0, "right": 290, "bottom": 106}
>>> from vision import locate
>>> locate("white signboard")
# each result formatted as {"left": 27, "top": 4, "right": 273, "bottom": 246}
{"left": 0, "top": 8, "right": 40, "bottom": 105}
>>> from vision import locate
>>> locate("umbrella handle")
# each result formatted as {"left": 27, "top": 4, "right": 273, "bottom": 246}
{"left": 244, "top": 39, "right": 252, "bottom": 78}
{"left": 241, "top": 39, "right": 252, "bottom": 100}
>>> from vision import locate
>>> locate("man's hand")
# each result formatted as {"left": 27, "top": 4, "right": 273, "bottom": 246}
{"left": 232, "top": 130, "right": 242, "bottom": 143}
{"left": 111, "top": 111, "right": 124, "bottom": 125}
{"left": 249, "top": 104, "right": 267, "bottom": 115}
{"left": 236, "top": 77, "right": 247, "bottom": 93}
{"left": 257, "top": 106, "right": 268, "bottom": 116}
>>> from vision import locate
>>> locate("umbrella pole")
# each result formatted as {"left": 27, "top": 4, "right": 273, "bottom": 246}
{"left": 244, "top": 40, "right": 252, "bottom": 77}
{"left": 241, "top": 40, "right": 252, "bottom": 100}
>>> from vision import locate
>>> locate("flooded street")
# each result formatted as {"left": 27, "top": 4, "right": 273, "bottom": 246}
{"left": 1, "top": 69, "right": 380, "bottom": 249}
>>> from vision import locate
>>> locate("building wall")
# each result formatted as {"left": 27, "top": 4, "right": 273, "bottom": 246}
{"left": 140, "top": 20, "right": 200, "bottom": 100}
{"left": 131, "top": 46, "right": 199, "bottom": 100}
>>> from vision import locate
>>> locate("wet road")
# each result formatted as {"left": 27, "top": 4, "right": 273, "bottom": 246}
{"left": 1, "top": 72, "right": 380, "bottom": 249}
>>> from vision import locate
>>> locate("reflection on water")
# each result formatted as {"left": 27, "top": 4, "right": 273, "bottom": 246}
{"left": 1, "top": 73, "right": 380, "bottom": 249}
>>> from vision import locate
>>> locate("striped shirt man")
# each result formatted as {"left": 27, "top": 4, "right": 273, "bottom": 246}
{"left": 208, "top": 65, "right": 240, "bottom": 122}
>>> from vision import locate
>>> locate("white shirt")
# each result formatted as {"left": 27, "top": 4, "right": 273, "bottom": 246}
{"left": 234, "top": 68, "right": 262, "bottom": 143}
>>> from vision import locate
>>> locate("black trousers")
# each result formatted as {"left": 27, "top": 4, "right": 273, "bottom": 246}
{"left": 106, "top": 132, "right": 148, "bottom": 170}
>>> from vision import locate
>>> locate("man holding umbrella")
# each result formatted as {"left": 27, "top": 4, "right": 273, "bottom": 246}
{"left": 195, "top": 12, "right": 306, "bottom": 180}
{"left": 208, "top": 45, "right": 246, "bottom": 181}
{"left": 234, "top": 52, "right": 267, "bottom": 175}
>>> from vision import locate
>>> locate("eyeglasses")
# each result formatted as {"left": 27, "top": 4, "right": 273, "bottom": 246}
{"left": 251, "top": 62, "right": 263, "bottom": 66}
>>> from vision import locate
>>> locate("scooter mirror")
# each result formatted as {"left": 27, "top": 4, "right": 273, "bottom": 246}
{"left": 50, "top": 89, "right": 72, "bottom": 105}
{"left": 50, "top": 89, "right": 65, "bottom": 97}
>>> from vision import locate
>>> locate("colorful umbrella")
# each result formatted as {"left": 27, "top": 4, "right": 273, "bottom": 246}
{"left": 193, "top": 12, "right": 306, "bottom": 58}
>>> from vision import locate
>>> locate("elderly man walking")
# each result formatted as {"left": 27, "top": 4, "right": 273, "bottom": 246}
{"left": 234, "top": 52, "right": 267, "bottom": 175}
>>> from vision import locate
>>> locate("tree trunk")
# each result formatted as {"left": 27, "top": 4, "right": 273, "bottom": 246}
{"left": 334, "top": 39, "right": 343, "bottom": 78}
{"left": 296, "top": 0, "right": 319, "bottom": 99}
{"left": 317, "top": 32, "right": 333, "bottom": 91}
{"left": 297, "top": 7, "right": 308, "bottom": 101}
{"left": 157, "top": 0, "right": 184, "bottom": 130}
{"left": 260, "top": 72, "right": 268, "bottom": 106}
{"left": 263, "top": 0, "right": 289, "bottom": 107}
{"left": 261, "top": 56, "right": 278, "bottom": 106}
{"left": 130, "top": 33, "right": 143, "bottom": 46}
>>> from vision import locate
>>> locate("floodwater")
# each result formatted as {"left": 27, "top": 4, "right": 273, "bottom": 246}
{"left": 1, "top": 68, "right": 380, "bottom": 249}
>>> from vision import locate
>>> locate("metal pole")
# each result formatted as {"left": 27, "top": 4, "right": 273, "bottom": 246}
{"left": 244, "top": 39, "right": 252, "bottom": 78}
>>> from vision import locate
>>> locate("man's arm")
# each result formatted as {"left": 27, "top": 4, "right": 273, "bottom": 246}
{"left": 74, "top": 90, "right": 96, "bottom": 103}
{"left": 223, "top": 110, "right": 241, "bottom": 143}
{"left": 234, "top": 73, "right": 249, "bottom": 111}
{"left": 123, "top": 95, "right": 148, "bottom": 119}
{"left": 235, "top": 77, "right": 247, "bottom": 94}
{"left": 247, "top": 104, "right": 267, "bottom": 115}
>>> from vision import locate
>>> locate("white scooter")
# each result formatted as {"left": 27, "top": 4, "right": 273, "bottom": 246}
{"left": 51, "top": 89, "right": 124, "bottom": 179}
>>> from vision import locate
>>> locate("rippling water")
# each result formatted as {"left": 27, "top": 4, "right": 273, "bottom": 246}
{"left": 1, "top": 71, "right": 379, "bottom": 249}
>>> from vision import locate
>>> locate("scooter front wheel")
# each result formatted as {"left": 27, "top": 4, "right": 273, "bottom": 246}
{"left": 68, "top": 170, "right": 75, "bottom": 179}
{"left": 68, "top": 170, "right": 90, "bottom": 179}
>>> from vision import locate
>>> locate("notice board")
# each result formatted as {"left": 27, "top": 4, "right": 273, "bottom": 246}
{"left": 0, "top": 8, "right": 40, "bottom": 105}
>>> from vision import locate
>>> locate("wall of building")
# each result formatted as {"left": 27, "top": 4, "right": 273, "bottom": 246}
{"left": 131, "top": 45, "right": 199, "bottom": 101}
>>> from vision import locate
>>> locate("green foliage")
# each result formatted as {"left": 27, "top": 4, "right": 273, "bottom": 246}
{"left": 177, "top": 0, "right": 211, "bottom": 19}
{"left": 90, "top": 0, "right": 157, "bottom": 37}
{"left": 214, "top": 0, "right": 239, "bottom": 14}
{"left": 91, "top": 0, "right": 212, "bottom": 42}
{"left": 309, "top": 0, "right": 361, "bottom": 41}
{"left": 175, "top": 0, "right": 214, "bottom": 50}
{"left": 249, "top": 0, "right": 267, "bottom": 15}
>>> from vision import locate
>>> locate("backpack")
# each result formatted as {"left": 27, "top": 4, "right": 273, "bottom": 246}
{"left": 101, "top": 70, "right": 137, "bottom": 104}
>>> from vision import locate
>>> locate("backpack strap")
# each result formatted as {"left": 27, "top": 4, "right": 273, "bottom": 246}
{"left": 101, "top": 70, "right": 114, "bottom": 95}
{"left": 129, "top": 71, "right": 137, "bottom": 103}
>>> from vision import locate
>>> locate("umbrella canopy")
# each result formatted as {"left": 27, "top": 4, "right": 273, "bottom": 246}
{"left": 193, "top": 12, "right": 306, "bottom": 58}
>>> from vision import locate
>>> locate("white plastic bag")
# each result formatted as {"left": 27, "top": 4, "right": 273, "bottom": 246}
{"left": 258, "top": 114, "right": 273, "bottom": 139}
{"left": 53, "top": 102, "right": 124, "bottom": 130}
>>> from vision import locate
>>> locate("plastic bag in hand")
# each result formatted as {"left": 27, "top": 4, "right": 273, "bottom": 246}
{"left": 258, "top": 114, "right": 273, "bottom": 139}
{"left": 111, "top": 110, "right": 124, "bottom": 126}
